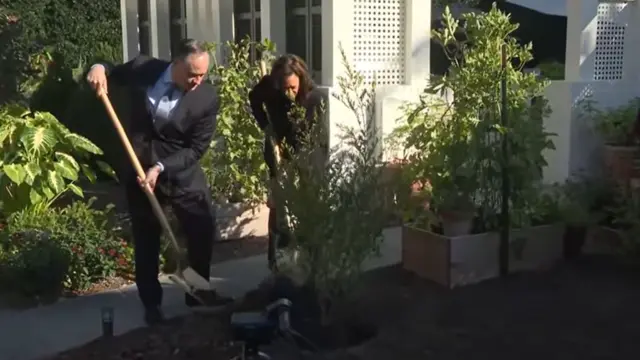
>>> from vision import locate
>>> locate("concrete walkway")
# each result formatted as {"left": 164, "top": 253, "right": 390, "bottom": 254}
{"left": 0, "top": 227, "right": 401, "bottom": 360}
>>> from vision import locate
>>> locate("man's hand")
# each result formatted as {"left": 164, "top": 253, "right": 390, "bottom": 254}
{"left": 138, "top": 165, "right": 162, "bottom": 192}
{"left": 86, "top": 64, "right": 108, "bottom": 96}
{"left": 273, "top": 143, "right": 282, "bottom": 164}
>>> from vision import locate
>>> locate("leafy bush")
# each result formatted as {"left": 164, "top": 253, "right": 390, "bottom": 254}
{"left": 201, "top": 38, "right": 276, "bottom": 205}
{"left": 273, "top": 48, "right": 389, "bottom": 320}
{"left": 0, "top": 104, "right": 114, "bottom": 214}
{"left": 579, "top": 96, "right": 640, "bottom": 147}
{"left": 0, "top": 229, "right": 69, "bottom": 302}
{"left": 393, "top": 5, "right": 555, "bottom": 231}
{"left": 0, "top": 0, "right": 121, "bottom": 106}
{"left": 0, "top": 198, "right": 134, "bottom": 297}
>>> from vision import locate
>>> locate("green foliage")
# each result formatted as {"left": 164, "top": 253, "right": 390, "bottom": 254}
{"left": 0, "top": 198, "right": 134, "bottom": 298}
{"left": 0, "top": 229, "right": 69, "bottom": 301}
{"left": 537, "top": 60, "right": 565, "bottom": 81}
{"left": 555, "top": 175, "right": 606, "bottom": 226}
{"left": 0, "top": 104, "right": 115, "bottom": 214}
{"left": 274, "top": 47, "right": 388, "bottom": 319}
{"left": 0, "top": 0, "right": 122, "bottom": 105}
{"left": 579, "top": 96, "right": 640, "bottom": 147}
{"left": 392, "top": 5, "right": 555, "bottom": 231}
{"left": 202, "top": 38, "right": 276, "bottom": 204}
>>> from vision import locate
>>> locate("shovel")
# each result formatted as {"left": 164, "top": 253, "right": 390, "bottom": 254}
{"left": 99, "top": 93, "right": 210, "bottom": 303}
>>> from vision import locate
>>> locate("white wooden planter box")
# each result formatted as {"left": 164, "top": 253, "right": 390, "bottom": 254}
{"left": 402, "top": 223, "right": 565, "bottom": 288}
{"left": 214, "top": 203, "right": 269, "bottom": 241}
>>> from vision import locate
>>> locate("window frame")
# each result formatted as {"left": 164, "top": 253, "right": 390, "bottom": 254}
{"left": 286, "top": 0, "right": 322, "bottom": 83}
{"left": 234, "top": 0, "right": 262, "bottom": 62}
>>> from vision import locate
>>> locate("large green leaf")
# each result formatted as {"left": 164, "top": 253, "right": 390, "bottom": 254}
{"left": 68, "top": 183, "right": 84, "bottom": 198}
{"left": 64, "top": 133, "right": 103, "bottom": 154}
{"left": 21, "top": 126, "right": 57, "bottom": 155}
{"left": 0, "top": 123, "right": 18, "bottom": 145}
{"left": 54, "top": 161, "right": 79, "bottom": 181}
{"left": 55, "top": 151, "right": 80, "bottom": 170}
{"left": 80, "top": 163, "right": 97, "bottom": 182}
{"left": 47, "top": 170, "right": 65, "bottom": 194}
{"left": 96, "top": 160, "right": 116, "bottom": 180}
{"left": 23, "top": 162, "right": 42, "bottom": 185}
{"left": 3, "top": 164, "right": 27, "bottom": 185}
{"left": 29, "top": 188, "right": 43, "bottom": 204}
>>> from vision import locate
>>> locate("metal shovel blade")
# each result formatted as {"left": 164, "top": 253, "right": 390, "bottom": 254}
{"left": 182, "top": 267, "right": 212, "bottom": 290}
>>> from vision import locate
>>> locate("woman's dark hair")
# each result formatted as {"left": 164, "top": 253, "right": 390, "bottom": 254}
{"left": 270, "top": 54, "right": 314, "bottom": 104}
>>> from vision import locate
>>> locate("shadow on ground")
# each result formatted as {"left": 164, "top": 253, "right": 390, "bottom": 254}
{"left": 49, "top": 255, "right": 640, "bottom": 360}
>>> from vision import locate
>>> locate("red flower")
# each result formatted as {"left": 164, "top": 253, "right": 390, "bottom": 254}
{"left": 108, "top": 249, "right": 117, "bottom": 257}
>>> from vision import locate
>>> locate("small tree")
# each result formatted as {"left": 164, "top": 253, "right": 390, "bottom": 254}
{"left": 202, "top": 38, "right": 276, "bottom": 205}
{"left": 393, "top": 4, "right": 555, "bottom": 231}
{"left": 273, "top": 47, "right": 389, "bottom": 322}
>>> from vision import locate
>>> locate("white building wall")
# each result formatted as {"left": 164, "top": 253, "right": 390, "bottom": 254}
{"left": 118, "top": 0, "right": 640, "bottom": 184}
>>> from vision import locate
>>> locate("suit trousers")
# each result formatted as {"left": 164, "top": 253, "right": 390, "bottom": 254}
{"left": 125, "top": 180, "right": 215, "bottom": 308}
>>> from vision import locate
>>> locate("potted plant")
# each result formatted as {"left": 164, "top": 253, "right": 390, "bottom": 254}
{"left": 202, "top": 38, "right": 276, "bottom": 241}
{"left": 580, "top": 96, "right": 640, "bottom": 185}
{"left": 396, "top": 5, "right": 558, "bottom": 288}
{"left": 557, "top": 176, "right": 604, "bottom": 259}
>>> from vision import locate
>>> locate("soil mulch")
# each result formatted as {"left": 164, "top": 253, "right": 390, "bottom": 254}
{"left": 49, "top": 255, "right": 640, "bottom": 360}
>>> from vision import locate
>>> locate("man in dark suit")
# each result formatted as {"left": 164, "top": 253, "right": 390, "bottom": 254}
{"left": 86, "top": 39, "right": 231, "bottom": 325}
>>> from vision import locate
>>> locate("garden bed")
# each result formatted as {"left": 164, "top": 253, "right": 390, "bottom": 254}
{"left": 402, "top": 223, "right": 565, "bottom": 287}
{"left": 50, "top": 256, "right": 640, "bottom": 360}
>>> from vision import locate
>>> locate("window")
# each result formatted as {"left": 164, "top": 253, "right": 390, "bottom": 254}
{"left": 234, "top": 0, "right": 261, "bottom": 62}
{"left": 137, "top": 0, "right": 151, "bottom": 55}
{"left": 286, "top": 0, "right": 322, "bottom": 83}
{"left": 169, "top": 0, "right": 188, "bottom": 57}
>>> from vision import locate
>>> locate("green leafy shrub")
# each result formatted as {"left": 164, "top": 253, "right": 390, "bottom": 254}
{"left": 0, "top": 104, "right": 115, "bottom": 214}
{"left": 0, "top": 229, "right": 69, "bottom": 302}
{"left": 202, "top": 38, "right": 276, "bottom": 205}
{"left": 392, "top": 5, "right": 555, "bottom": 231}
{"left": 273, "top": 48, "right": 389, "bottom": 320}
{"left": 0, "top": 197, "right": 134, "bottom": 297}
{"left": 579, "top": 96, "right": 640, "bottom": 147}
{"left": 0, "top": 0, "right": 122, "bottom": 106}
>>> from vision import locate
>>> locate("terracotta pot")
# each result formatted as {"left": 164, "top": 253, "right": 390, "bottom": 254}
{"left": 440, "top": 210, "right": 474, "bottom": 237}
{"left": 603, "top": 145, "right": 639, "bottom": 185}
{"left": 563, "top": 225, "right": 587, "bottom": 259}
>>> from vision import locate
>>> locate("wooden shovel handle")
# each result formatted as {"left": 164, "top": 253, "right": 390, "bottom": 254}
{"left": 99, "top": 93, "right": 182, "bottom": 253}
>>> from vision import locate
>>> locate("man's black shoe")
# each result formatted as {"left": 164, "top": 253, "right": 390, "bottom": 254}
{"left": 144, "top": 306, "right": 165, "bottom": 326}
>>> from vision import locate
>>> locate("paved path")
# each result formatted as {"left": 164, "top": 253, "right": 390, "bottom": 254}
{"left": 0, "top": 227, "right": 401, "bottom": 360}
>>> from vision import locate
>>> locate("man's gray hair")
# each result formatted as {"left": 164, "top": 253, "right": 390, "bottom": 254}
{"left": 173, "top": 38, "right": 208, "bottom": 61}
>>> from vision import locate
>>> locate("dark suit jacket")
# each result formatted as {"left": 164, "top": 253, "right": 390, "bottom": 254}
{"left": 105, "top": 55, "right": 218, "bottom": 196}
{"left": 248, "top": 74, "right": 325, "bottom": 176}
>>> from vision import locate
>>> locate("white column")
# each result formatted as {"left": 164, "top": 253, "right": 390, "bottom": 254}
{"left": 564, "top": 0, "right": 600, "bottom": 81}
{"left": 261, "top": 0, "right": 287, "bottom": 54}
{"left": 622, "top": 1, "right": 640, "bottom": 83}
{"left": 321, "top": 0, "right": 354, "bottom": 87}
{"left": 120, "top": 0, "right": 139, "bottom": 62}
{"left": 404, "top": 0, "right": 431, "bottom": 87}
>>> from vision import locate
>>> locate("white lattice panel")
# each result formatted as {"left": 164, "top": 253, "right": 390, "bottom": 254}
{"left": 352, "top": 0, "right": 406, "bottom": 85}
{"left": 594, "top": 2, "right": 628, "bottom": 81}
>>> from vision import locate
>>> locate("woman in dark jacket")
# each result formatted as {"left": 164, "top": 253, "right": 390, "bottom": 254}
{"left": 249, "top": 54, "right": 325, "bottom": 269}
